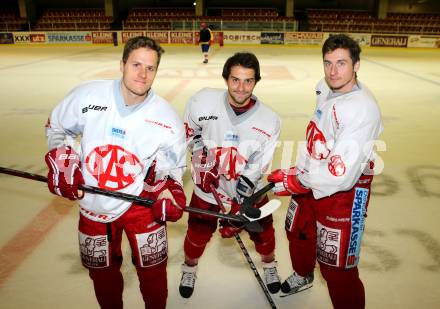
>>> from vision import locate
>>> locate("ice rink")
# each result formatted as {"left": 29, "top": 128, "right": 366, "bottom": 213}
{"left": 0, "top": 42, "right": 439, "bottom": 309}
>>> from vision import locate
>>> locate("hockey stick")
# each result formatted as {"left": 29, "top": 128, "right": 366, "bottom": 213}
{"left": 210, "top": 184, "right": 278, "bottom": 309}
{"left": 0, "top": 166, "right": 247, "bottom": 223}
{"left": 240, "top": 182, "right": 275, "bottom": 218}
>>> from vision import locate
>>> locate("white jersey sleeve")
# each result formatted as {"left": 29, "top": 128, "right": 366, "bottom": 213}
{"left": 297, "top": 79, "right": 384, "bottom": 199}
{"left": 46, "top": 81, "right": 95, "bottom": 150}
{"left": 183, "top": 90, "right": 206, "bottom": 153}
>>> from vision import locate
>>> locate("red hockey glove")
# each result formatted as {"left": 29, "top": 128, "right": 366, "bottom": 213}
{"left": 191, "top": 147, "right": 219, "bottom": 193}
{"left": 152, "top": 178, "right": 186, "bottom": 222}
{"left": 219, "top": 200, "right": 243, "bottom": 238}
{"left": 267, "top": 167, "right": 310, "bottom": 196}
{"left": 45, "top": 146, "right": 84, "bottom": 200}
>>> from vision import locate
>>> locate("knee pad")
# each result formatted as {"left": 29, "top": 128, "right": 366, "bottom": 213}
{"left": 320, "top": 264, "right": 360, "bottom": 285}
{"left": 320, "top": 265, "right": 365, "bottom": 309}
{"left": 137, "top": 262, "right": 168, "bottom": 309}
{"left": 249, "top": 223, "right": 275, "bottom": 256}
{"left": 184, "top": 227, "right": 214, "bottom": 259}
{"left": 288, "top": 239, "right": 316, "bottom": 276}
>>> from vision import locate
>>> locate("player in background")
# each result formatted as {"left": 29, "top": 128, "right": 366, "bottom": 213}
{"left": 199, "top": 22, "right": 213, "bottom": 64}
{"left": 44, "top": 36, "right": 186, "bottom": 309}
{"left": 267, "top": 34, "right": 384, "bottom": 308}
{"left": 179, "top": 52, "right": 282, "bottom": 298}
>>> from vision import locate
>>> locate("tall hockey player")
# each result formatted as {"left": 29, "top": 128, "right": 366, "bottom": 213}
{"left": 267, "top": 34, "right": 384, "bottom": 308}
{"left": 179, "top": 52, "right": 282, "bottom": 298}
{"left": 44, "top": 36, "right": 187, "bottom": 309}
{"left": 199, "top": 22, "right": 213, "bottom": 64}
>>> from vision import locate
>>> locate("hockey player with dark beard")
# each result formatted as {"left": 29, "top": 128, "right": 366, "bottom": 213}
{"left": 178, "top": 52, "right": 282, "bottom": 299}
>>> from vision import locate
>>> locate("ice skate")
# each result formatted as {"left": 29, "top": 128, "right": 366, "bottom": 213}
{"left": 280, "top": 272, "right": 313, "bottom": 297}
{"left": 262, "top": 261, "right": 281, "bottom": 294}
{"left": 179, "top": 264, "right": 198, "bottom": 298}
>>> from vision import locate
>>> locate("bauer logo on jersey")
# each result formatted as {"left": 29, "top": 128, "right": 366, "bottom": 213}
{"left": 224, "top": 131, "right": 239, "bottom": 142}
{"left": 82, "top": 104, "right": 108, "bottom": 114}
{"left": 136, "top": 225, "right": 168, "bottom": 268}
{"left": 198, "top": 115, "right": 218, "bottom": 121}
{"left": 79, "top": 232, "right": 109, "bottom": 268}
{"left": 317, "top": 221, "right": 341, "bottom": 267}
{"left": 85, "top": 145, "right": 143, "bottom": 190}
{"left": 111, "top": 127, "right": 126, "bottom": 139}
{"left": 346, "top": 187, "right": 368, "bottom": 268}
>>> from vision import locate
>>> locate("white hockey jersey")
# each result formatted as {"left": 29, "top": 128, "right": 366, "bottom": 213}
{"left": 46, "top": 79, "right": 186, "bottom": 222}
{"left": 184, "top": 88, "right": 281, "bottom": 207}
{"left": 296, "top": 78, "right": 384, "bottom": 199}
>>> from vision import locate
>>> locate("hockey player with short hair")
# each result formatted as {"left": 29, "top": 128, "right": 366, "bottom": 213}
{"left": 267, "top": 34, "right": 384, "bottom": 308}
{"left": 44, "top": 36, "right": 186, "bottom": 309}
{"left": 179, "top": 52, "right": 282, "bottom": 298}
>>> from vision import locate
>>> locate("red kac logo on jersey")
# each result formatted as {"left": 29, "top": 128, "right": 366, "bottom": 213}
{"left": 328, "top": 155, "right": 346, "bottom": 177}
{"left": 85, "top": 145, "right": 143, "bottom": 190}
{"left": 306, "top": 121, "right": 330, "bottom": 160}
{"left": 215, "top": 146, "right": 248, "bottom": 181}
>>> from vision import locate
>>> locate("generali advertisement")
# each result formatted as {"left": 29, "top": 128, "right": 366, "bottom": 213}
{"left": 370, "top": 35, "right": 408, "bottom": 47}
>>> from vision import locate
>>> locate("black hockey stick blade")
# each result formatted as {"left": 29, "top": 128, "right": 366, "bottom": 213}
{"left": 239, "top": 182, "right": 275, "bottom": 218}
{"left": 0, "top": 166, "right": 247, "bottom": 223}
{"left": 209, "top": 184, "right": 262, "bottom": 233}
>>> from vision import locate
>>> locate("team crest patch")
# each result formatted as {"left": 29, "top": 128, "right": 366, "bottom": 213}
{"left": 317, "top": 221, "right": 341, "bottom": 267}
{"left": 285, "top": 199, "right": 299, "bottom": 232}
{"left": 346, "top": 187, "right": 368, "bottom": 268}
{"left": 328, "top": 155, "right": 346, "bottom": 177}
{"left": 79, "top": 232, "right": 109, "bottom": 268}
{"left": 136, "top": 225, "right": 168, "bottom": 267}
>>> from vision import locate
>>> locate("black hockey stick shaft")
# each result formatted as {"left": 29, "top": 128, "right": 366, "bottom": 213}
{"left": 233, "top": 234, "right": 277, "bottom": 309}
{"left": 210, "top": 184, "right": 278, "bottom": 309}
{"left": 0, "top": 166, "right": 245, "bottom": 223}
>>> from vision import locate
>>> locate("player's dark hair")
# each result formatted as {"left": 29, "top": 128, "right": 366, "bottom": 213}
{"left": 322, "top": 34, "right": 361, "bottom": 65}
{"left": 122, "top": 36, "right": 165, "bottom": 66}
{"left": 222, "top": 52, "right": 261, "bottom": 82}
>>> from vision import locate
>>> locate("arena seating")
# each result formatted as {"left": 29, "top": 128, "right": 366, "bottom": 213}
{"left": 307, "top": 9, "right": 440, "bottom": 34}
{"left": 0, "top": 10, "right": 28, "bottom": 31}
{"left": 34, "top": 8, "right": 112, "bottom": 31}
{"left": 122, "top": 7, "right": 294, "bottom": 30}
